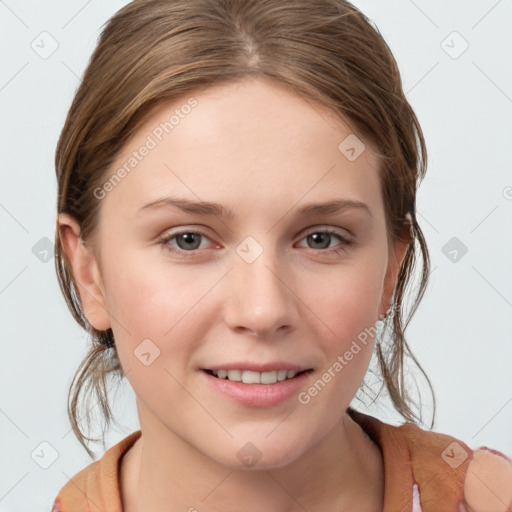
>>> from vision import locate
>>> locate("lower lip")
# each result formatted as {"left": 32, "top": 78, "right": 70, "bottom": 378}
{"left": 201, "top": 370, "right": 313, "bottom": 408}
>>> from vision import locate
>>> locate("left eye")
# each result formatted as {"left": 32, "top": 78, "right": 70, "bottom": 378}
{"left": 159, "top": 229, "right": 352, "bottom": 255}
{"left": 297, "top": 229, "right": 352, "bottom": 252}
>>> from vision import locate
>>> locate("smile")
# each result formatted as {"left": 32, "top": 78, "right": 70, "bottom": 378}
{"left": 202, "top": 368, "right": 313, "bottom": 408}
{"left": 204, "top": 369, "right": 309, "bottom": 384}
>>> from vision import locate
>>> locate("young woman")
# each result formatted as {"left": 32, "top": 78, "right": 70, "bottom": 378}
{"left": 51, "top": 1, "right": 512, "bottom": 511}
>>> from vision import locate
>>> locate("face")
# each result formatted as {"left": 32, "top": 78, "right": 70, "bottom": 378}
{"left": 61, "top": 77, "right": 408, "bottom": 470}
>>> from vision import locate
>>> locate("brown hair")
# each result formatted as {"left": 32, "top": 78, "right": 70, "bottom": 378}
{"left": 55, "top": 0, "right": 435, "bottom": 457}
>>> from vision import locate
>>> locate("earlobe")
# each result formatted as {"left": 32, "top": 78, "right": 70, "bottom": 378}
{"left": 58, "top": 213, "right": 111, "bottom": 331}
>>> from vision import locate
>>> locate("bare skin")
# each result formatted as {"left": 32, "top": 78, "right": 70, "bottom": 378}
{"left": 120, "top": 410, "right": 384, "bottom": 511}
{"left": 59, "top": 77, "right": 409, "bottom": 511}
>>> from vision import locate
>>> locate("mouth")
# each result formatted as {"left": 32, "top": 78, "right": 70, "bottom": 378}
{"left": 203, "top": 368, "right": 312, "bottom": 384}
{"left": 201, "top": 367, "right": 314, "bottom": 407}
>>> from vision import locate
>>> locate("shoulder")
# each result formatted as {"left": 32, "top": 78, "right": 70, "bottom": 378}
{"left": 347, "top": 407, "right": 512, "bottom": 512}
{"left": 52, "top": 430, "right": 142, "bottom": 512}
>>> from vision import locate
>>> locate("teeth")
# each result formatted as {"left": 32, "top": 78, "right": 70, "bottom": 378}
{"left": 260, "top": 371, "right": 277, "bottom": 384}
{"left": 210, "top": 369, "right": 304, "bottom": 383}
{"left": 277, "top": 370, "right": 288, "bottom": 381}
{"left": 242, "top": 370, "right": 261, "bottom": 384}
{"left": 227, "top": 369, "right": 242, "bottom": 381}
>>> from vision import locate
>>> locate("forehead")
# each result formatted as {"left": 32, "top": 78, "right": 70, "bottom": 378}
{"left": 100, "top": 77, "right": 383, "bottom": 222}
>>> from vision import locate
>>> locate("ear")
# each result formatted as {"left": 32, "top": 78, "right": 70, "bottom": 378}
{"left": 58, "top": 213, "right": 111, "bottom": 331}
{"left": 380, "top": 223, "right": 411, "bottom": 316}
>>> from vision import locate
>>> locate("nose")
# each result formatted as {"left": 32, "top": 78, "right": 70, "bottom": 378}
{"left": 223, "top": 247, "right": 298, "bottom": 339}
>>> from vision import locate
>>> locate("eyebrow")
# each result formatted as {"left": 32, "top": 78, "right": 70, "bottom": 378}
{"left": 137, "top": 196, "right": 372, "bottom": 219}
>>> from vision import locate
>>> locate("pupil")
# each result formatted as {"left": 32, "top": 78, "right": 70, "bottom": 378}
{"left": 309, "top": 233, "right": 329, "bottom": 249}
{"left": 178, "top": 233, "right": 200, "bottom": 250}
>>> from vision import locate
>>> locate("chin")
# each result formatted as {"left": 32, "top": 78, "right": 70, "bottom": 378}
{"left": 206, "top": 436, "right": 309, "bottom": 471}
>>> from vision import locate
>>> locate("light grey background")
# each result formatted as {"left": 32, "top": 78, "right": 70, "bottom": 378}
{"left": 1, "top": 1, "right": 511, "bottom": 510}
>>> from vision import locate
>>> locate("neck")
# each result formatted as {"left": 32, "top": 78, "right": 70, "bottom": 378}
{"left": 121, "top": 408, "right": 384, "bottom": 512}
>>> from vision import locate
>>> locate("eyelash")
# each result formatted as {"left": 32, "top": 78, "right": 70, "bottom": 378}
{"left": 158, "top": 228, "right": 353, "bottom": 257}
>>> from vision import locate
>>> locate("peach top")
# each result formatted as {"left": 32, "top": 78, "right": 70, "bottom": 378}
{"left": 52, "top": 408, "right": 512, "bottom": 512}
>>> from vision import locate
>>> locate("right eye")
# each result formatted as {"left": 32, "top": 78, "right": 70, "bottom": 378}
{"left": 158, "top": 230, "right": 216, "bottom": 255}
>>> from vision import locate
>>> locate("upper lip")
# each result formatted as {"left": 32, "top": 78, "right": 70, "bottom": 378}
{"left": 203, "top": 362, "right": 312, "bottom": 372}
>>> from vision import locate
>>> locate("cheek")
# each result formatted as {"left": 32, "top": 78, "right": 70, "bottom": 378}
{"left": 295, "top": 253, "right": 386, "bottom": 403}
{"left": 301, "top": 255, "right": 386, "bottom": 343}
{"left": 100, "top": 250, "right": 214, "bottom": 362}
{"left": 299, "top": 280, "right": 382, "bottom": 413}
{"left": 101, "top": 257, "right": 214, "bottom": 407}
